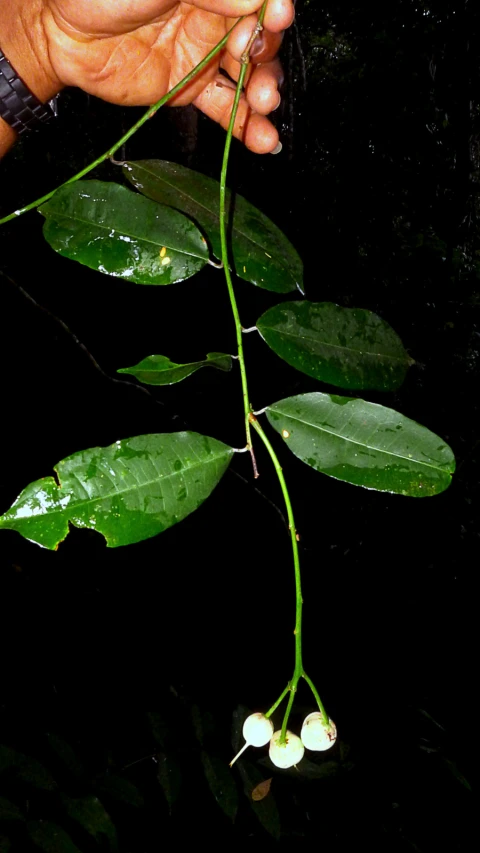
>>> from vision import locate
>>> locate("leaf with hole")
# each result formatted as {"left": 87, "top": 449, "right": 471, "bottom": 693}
{"left": 123, "top": 159, "right": 302, "bottom": 293}
{"left": 0, "top": 432, "right": 234, "bottom": 549}
{"left": 257, "top": 301, "right": 413, "bottom": 391}
{"left": 118, "top": 352, "right": 232, "bottom": 385}
{"left": 266, "top": 393, "right": 455, "bottom": 496}
{"left": 39, "top": 181, "right": 209, "bottom": 285}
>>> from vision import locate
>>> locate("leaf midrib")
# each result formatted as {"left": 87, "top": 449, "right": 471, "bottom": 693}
{"left": 11, "top": 449, "right": 232, "bottom": 521}
{"left": 260, "top": 324, "right": 406, "bottom": 364}
{"left": 131, "top": 163, "right": 289, "bottom": 266}
{"left": 271, "top": 407, "right": 450, "bottom": 474}
{"left": 44, "top": 200, "right": 207, "bottom": 260}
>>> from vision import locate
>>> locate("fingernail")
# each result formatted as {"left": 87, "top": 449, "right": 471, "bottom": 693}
{"left": 270, "top": 141, "right": 283, "bottom": 155}
{"left": 272, "top": 93, "right": 281, "bottom": 111}
{"left": 251, "top": 34, "right": 265, "bottom": 59}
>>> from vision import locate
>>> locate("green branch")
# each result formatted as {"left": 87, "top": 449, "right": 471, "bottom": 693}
{"left": 0, "top": 20, "right": 242, "bottom": 226}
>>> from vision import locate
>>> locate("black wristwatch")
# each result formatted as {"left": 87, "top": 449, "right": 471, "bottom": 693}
{"left": 0, "top": 48, "right": 57, "bottom": 134}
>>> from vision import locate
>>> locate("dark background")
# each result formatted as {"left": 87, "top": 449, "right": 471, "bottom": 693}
{"left": 0, "top": 0, "right": 477, "bottom": 848}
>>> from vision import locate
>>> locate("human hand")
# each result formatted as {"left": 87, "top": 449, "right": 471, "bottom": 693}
{"left": 2, "top": 0, "right": 295, "bottom": 154}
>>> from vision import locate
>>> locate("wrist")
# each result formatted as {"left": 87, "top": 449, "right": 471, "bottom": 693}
{"left": 0, "top": 0, "right": 62, "bottom": 104}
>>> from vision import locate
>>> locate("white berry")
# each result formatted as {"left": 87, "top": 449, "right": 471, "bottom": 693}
{"left": 229, "top": 713, "right": 274, "bottom": 766}
{"left": 300, "top": 712, "right": 337, "bottom": 751}
{"left": 243, "top": 713, "right": 274, "bottom": 746}
{"left": 269, "top": 729, "right": 305, "bottom": 769}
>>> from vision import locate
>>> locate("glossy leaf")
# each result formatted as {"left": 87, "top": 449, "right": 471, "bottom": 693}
{"left": 200, "top": 750, "right": 238, "bottom": 822}
{"left": 60, "top": 795, "right": 117, "bottom": 851}
{"left": 0, "top": 797, "right": 24, "bottom": 822}
{"left": 124, "top": 159, "right": 302, "bottom": 293}
{"left": 118, "top": 352, "right": 232, "bottom": 385}
{"left": 39, "top": 181, "right": 209, "bottom": 285}
{"left": 0, "top": 432, "right": 234, "bottom": 549}
{"left": 257, "top": 301, "right": 413, "bottom": 391}
{"left": 266, "top": 393, "right": 455, "bottom": 496}
{"left": 157, "top": 753, "right": 182, "bottom": 814}
{"left": 28, "top": 822, "right": 82, "bottom": 853}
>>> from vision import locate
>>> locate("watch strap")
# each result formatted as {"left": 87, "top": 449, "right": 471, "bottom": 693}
{"left": 0, "top": 48, "right": 55, "bottom": 134}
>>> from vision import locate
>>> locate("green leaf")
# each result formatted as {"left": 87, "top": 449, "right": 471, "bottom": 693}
{"left": 200, "top": 750, "right": 238, "bottom": 822}
{"left": 157, "top": 753, "right": 182, "bottom": 814}
{"left": 257, "top": 301, "right": 413, "bottom": 391}
{"left": 94, "top": 775, "right": 145, "bottom": 808}
{"left": 266, "top": 393, "right": 455, "bottom": 496}
{"left": 0, "top": 836, "right": 12, "bottom": 853}
{"left": 46, "top": 734, "right": 84, "bottom": 780}
{"left": 0, "top": 432, "right": 234, "bottom": 549}
{"left": 147, "top": 711, "right": 168, "bottom": 749}
{"left": 118, "top": 352, "right": 232, "bottom": 385}
{"left": 0, "top": 745, "right": 17, "bottom": 775}
{"left": 237, "top": 764, "right": 281, "bottom": 840}
{"left": 16, "top": 757, "right": 57, "bottom": 792}
{"left": 123, "top": 160, "right": 302, "bottom": 294}
{"left": 0, "top": 797, "right": 24, "bottom": 822}
{"left": 39, "top": 181, "right": 209, "bottom": 285}
{"left": 28, "top": 822, "right": 82, "bottom": 853}
{"left": 61, "top": 795, "right": 117, "bottom": 851}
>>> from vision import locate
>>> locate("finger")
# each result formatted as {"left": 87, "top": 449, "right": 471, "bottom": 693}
{"left": 263, "top": 0, "right": 295, "bottom": 33}
{"left": 245, "top": 59, "right": 283, "bottom": 115}
{"left": 220, "top": 55, "right": 283, "bottom": 115}
{"left": 194, "top": 74, "right": 280, "bottom": 153}
{"left": 226, "top": 16, "right": 282, "bottom": 64}
{"left": 193, "top": 0, "right": 295, "bottom": 33}
{"left": 189, "top": 0, "right": 294, "bottom": 28}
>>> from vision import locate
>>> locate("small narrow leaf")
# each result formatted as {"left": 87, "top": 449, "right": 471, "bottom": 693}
{"left": 28, "top": 821, "right": 82, "bottom": 853}
{"left": 123, "top": 160, "right": 302, "bottom": 293}
{"left": 0, "top": 797, "right": 24, "bottom": 821}
{"left": 266, "top": 393, "right": 455, "bottom": 496}
{"left": 257, "top": 301, "right": 413, "bottom": 391}
{"left": 200, "top": 750, "right": 238, "bottom": 821}
{"left": 0, "top": 432, "right": 234, "bottom": 549}
{"left": 39, "top": 181, "right": 209, "bottom": 285}
{"left": 60, "top": 795, "right": 117, "bottom": 851}
{"left": 118, "top": 352, "right": 232, "bottom": 385}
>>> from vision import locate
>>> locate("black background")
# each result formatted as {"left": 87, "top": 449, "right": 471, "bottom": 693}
{"left": 0, "top": 1, "right": 477, "bottom": 848}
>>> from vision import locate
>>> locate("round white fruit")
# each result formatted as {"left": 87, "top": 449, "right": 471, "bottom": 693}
{"left": 242, "top": 713, "right": 274, "bottom": 747}
{"left": 300, "top": 712, "right": 337, "bottom": 751}
{"left": 269, "top": 730, "right": 305, "bottom": 769}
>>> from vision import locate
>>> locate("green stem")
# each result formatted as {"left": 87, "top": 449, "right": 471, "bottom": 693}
{"left": 249, "top": 416, "right": 305, "bottom": 739}
{"left": 218, "top": 41, "right": 258, "bottom": 473}
{"left": 216, "top": 0, "right": 329, "bottom": 740}
{"left": 0, "top": 20, "right": 242, "bottom": 226}
{"left": 302, "top": 671, "right": 329, "bottom": 725}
